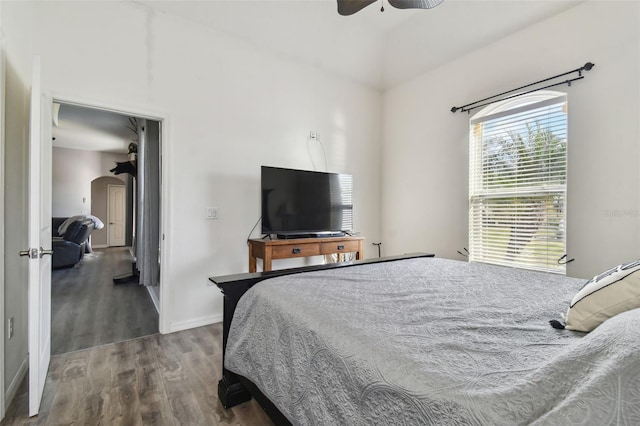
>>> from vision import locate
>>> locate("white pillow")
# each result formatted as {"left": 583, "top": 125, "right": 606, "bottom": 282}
{"left": 564, "top": 260, "right": 640, "bottom": 332}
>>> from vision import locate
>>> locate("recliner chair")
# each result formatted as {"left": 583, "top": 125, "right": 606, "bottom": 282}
{"left": 52, "top": 218, "right": 95, "bottom": 269}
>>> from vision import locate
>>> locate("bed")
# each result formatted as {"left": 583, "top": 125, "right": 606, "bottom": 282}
{"left": 211, "top": 254, "right": 640, "bottom": 425}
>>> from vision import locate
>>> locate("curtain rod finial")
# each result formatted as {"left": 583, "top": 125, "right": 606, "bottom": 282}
{"left": 451, "top": 106, "right": 459, "bottom": 113}
{"left": 583, "top": 62, "right": 594, "bottom": 71}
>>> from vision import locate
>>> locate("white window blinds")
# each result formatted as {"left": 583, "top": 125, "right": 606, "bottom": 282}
{"left": 469, "top": 94, "right": 567, "bottom": 274}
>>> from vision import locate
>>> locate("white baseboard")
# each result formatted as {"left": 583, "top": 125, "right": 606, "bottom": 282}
{"left": 169, "top": 313, "right": 223, "bottom": 333}
{"left": 5, "top": 356, "right": 28, "bottom": 410}
{"left": 146, "top": 286, "right": 160, "bottom": 314}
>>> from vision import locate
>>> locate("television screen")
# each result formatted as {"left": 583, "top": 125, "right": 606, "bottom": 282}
{"left": 261, "top": 166, "right": 353, "bottom": 237}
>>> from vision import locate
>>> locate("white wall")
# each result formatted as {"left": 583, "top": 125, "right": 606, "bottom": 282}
{"left": 25, "top": 1, "right": 382, "bottom": 331}
{"left": 1, "top": 0, "right": 33, "bottom": 407}
{"left": 382, "top": 1, "right": 640, "bottom": 279}
{"left": 52, "top": 147, "right": 127, "bottom": 217}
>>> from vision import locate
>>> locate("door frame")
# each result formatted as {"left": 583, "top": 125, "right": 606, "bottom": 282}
{"left": 0, "top": 26, "right": 6, "bottom": 420}
{"left": 106, "top": 184, "right": 126, "bottom": 247}
{"left": 51, "top": 93, "right": 172, "bottom": 334}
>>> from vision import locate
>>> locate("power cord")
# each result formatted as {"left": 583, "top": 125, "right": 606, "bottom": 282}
{"left": 246, "top": 216, "right": 262, "bottom": 244}
{"left": 307, "top": 132, "right": 328, "bottom": 172}
{"left": 318, "top": 139, "right": 328, "bottom": 172}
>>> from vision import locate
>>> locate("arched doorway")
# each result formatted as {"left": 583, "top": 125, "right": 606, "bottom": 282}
{"left": 91, "top": 176, "right": 132, "bottom": 248}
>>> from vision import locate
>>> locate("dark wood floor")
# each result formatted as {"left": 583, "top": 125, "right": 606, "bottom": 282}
{"left": 51, "top": 247, "right": 159, "bottom": 355}
{"left": 1, "top": 323, "right": 273, "bottom": 425}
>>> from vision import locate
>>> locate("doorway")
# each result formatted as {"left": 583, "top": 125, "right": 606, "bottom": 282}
{"left": 50, "top": 99, "right": 165, "bottom": 354}
{"left": 91, "top": 176, "right": 129, "bottom": 249}
{"left": 107, "top": 184, "right": 126, "bottom": 246}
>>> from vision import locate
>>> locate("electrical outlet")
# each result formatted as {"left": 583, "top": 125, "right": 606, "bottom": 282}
{"left": 8, "top": 317, "right": 14, "bottom": 339}
{"left": 309, "top": 131, "right": 319, "bottom": 141}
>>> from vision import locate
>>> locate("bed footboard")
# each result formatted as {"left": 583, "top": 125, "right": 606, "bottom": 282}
{"left": 209, "top": 252, "right": 434, "bottom": 409}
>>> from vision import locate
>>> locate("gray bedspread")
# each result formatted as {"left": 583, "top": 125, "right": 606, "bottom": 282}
{"left": 225, "top": 258, "right": 640, "bottom": 425}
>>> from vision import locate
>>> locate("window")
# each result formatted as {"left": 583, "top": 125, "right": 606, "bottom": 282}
{"left": 469, "top": 91, "right": 567, "bottom": 274}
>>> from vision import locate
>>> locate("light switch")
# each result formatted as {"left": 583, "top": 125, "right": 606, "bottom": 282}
{"left": 206, "top": 207, "right": 219, "bottom": 220}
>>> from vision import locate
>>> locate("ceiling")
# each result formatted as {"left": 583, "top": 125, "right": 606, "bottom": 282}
{"left": 52, "top": 104, "right": 137, "bottom": 154}
{"left": 53, "top": 0, "right": 582, "bottom": 153}
{"left": 141, "top": 0, "right": 582, "bottom": 90}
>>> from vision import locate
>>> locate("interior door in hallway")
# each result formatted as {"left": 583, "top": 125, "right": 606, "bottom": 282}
{"left": 107, "top": 184, "right": 126, "bottom": 246}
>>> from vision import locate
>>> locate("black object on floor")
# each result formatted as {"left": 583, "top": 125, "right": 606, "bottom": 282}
{"left": 113, "top": 259, "right": 139, "bottom": 284}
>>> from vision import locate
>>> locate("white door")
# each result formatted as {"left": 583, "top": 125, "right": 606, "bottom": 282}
{"left": 24, "top": 56, "right": 52, "bottom": 417}
{"left": 107, "top": 184, "right": 126, "bottom": 246}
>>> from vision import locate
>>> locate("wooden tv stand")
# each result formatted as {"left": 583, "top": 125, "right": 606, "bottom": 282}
{"left": 248, "top": 236, "right": 364, "bottom": 272}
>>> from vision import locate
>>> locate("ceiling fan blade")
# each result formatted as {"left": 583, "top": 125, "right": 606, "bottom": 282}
{"left": 337, "top": 0, "right": 378, "bottom": 16}
{"left": 387, "top": 0, "right": 444, "bottom": 9}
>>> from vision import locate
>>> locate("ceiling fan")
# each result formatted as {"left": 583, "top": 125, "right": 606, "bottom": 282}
{"left": 337, "top": 0, "right": 444, "bottom": 16}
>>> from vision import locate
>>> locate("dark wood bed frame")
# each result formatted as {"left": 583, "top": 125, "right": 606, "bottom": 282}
{"left": 209, "top": 252, "right": 434, "bottom": 424}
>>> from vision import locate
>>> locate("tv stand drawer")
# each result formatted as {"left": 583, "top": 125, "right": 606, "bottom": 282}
{"left": 271, "top": 243, "right": 321, "bottom": 259}
{"left": 320, "top": 240, "right": 361, "bottom": 255}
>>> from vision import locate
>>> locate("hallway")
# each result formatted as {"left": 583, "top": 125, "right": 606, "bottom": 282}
{"left": 51, "top": 247, "right": 158, "bottom": 355}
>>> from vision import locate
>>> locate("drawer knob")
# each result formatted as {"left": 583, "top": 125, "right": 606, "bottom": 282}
{"left": 337, "top": 245, "right": 345, "bottom": 250}
{"left": 292, "top": 248, "right": 301, "bottom": 254}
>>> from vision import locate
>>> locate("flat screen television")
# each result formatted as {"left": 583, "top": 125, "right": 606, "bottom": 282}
{"left": 261, "top": 166, "right": 353, "bottom": 238}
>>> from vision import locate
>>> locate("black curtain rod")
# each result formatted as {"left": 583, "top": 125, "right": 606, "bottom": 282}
{"left": 451, "top": 62, "right": 594, "bottom": 114}
{"left": 461, "top": 76, "right": 584, "bottom": 113}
